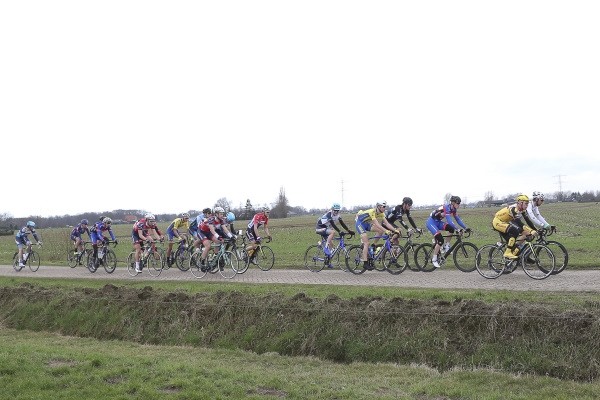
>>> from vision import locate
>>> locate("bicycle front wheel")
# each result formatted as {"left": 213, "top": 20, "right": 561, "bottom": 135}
{"left": 147, "top": 252, "right": 163, "bottom": 277}
{"left": 175, "top": 246, "right": 191, "bottom": 271}
{"left": 103, "top": 249, "right": 117, "bottom": 273}
{"left": 544, "top": 241, "right": 568, "bottom": 274}
{"left": 126, "top": 253, "right": 138, "bottom": 276}
{"left": 521, "top": 244, "right": 554, "bottom": 280}
{"left": 404, "top": 244, "right": 420, "bottom": 272}
{"left": 384, "top": 245, "right": 406, "bottom": 275}
{"left": 414, "top": 243, "right": 436, "bottom": 272}
{"left": 189, "top": 252, "right": 208, "bottom": 279}
{"left": 453, "top": 242, "right": 479, "bottom": 272}
{"left": 345, "top": 245, "right": 366, "bottom": 274}
{"left": 255, "top": 245, "right": 275, "bottom": 271}
{"left": 28, "top": 251, "right": 40, "bottom": 272}
{"left": 218, "top": 251, "right": 237, "bottom": 279}
{"left": 304, "top": 245, "right": 326, "bottom": 272}
{"left": 475, "top": 244, "right": 505, "bottom": 279}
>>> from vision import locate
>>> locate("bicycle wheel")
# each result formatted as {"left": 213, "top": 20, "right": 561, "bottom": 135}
{"left": 235, "top": 248, "right": 250, "bottom": 274}
{"left": 384, "top": 245, "right": 407, "bottom": 275}
{"left": 175, "top": 246, "right": 191, "bottom": 271}
{"left": 218, "top": 251, "right": 237, "bottom": 279}
{"left": 27, "top": 251, "right": 40, "bottom": 272}
{"left": 255, "top": 245, "right": 275, "bottom": 271}
{"left": 372, "top": 246, "right": 386, "bottom": 272}
{"left": 404, "top": 244, "right": 420, "bottom": 272}
{"left": 345, "top": 245, "right": 366, "bottom": 274}
{"left": 86, "top": 252, "right": 97, "bottom": 273}
{"left": 155, "top": 247, "right": 167, "bottom": 269}
{"left": 521, "top": 244, "right": 554, "bottom": 280}
{"left": 453, "top": 242, "right": 479, "bottom": 272}
{"left": 414, "top": 243, "right": 436, "bottom": 272}
{"left": 544, "top": 241, "right": 568, "bottom": 274}
{"left": 333, "top": 247, "right": 349, "bottom": 271}
{"left": 147, "top": 251, "right": 163, "bottom": 277}
{"left": 189, "top": 252, "right": 208, "bottom": 279}
{"left": 126, "top": 252, "right": 138, "bottom": 276}
{"left": 67, "top": 250, "right": 78, "bottom": 268}
{"left": 304, "top": 245, "right": 326, "bottom": 272}
{"left": 103, "top": 249, "right": 117, "bottom": 273}
{"left": 475, "top": 244, "right": 505, "bottom": 279}
{"left": 13, "top": 252, "right": 24, "bottom": 272}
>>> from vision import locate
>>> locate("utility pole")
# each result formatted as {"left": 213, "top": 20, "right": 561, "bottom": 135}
{"left": 554, "top": 174, "right": 566, "bottom": 201}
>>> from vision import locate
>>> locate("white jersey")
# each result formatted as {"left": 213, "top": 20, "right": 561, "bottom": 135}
{"left": 526, "top": 202, "right": 549, "bottom": 228}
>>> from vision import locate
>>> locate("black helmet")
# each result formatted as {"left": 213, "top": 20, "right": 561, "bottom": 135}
{"left": 450, "top": 195, "right": 461, "bottom": 204}
{"left": 402, "top": 197, "right": 413, "bottom": 206}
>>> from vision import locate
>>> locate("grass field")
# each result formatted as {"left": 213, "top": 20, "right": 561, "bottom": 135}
{"left": 1, "top": 202, "right": 598, "bottom": 268}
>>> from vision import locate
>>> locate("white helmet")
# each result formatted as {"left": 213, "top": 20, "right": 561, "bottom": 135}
{"left": 103, "top": 217, "right": 112, "bottom": 224}
{"left": 376, "top": 201, "right": 387, "bottom": 208}
{"left": 531, "top": 191, "right": 544, "bottom": 201}
{"left": 145, "top": 213, "right": 156, "bottom": 221}
{"left": 214, "top": 206, "right": 225, "bottom": 213}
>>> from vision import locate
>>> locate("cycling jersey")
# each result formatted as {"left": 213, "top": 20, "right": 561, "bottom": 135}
{"left": 385, "top": 207, "right": 417, "bottom": 230}
{"left": 200, "top": 216, "right": 226, "bottom": 233}
{"left": 15, "top": 226, "right": 39, "bottom": 244}
{"left": 525, "top": 202, "right": 549, "bottom": 229}
{"left": 70, "top": 223, "right": 90, "bottom": 240}
{"left": 167, "top": 217, "right": 189, "bottom": 233}
{"left": 247, "top": 213, "right": 268, "bottom": 230}
{"left": 355, "top": 208, "right": 385, "bottom": 225}
{"left": 429, "top": 204, "right": 467, "bottom": 231}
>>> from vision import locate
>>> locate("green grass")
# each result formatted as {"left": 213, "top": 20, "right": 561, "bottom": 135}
{"left": 2, "top": 328, "right": 600, "bottom": 400}
{"left": 1, "top": 202, "right": 599, "bottom": 268}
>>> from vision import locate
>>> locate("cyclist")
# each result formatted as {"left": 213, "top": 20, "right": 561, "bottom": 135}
{"left": 132, "top": 213, "right": 164, "bottom": 273}
{"left": 385, "top": 197, "right": 421, "bottom": 244}
{"left": 70, "top": 219, "right": 91, "bottom": 265}
{"left": 492, "top": 194, "right": 537, "bottom": 259}
{"left": 245, "top": 206, "right": 272, "bottom": 265}
{"left": 15, "top": 221, "right": 43, "bottom": 268}
{"left": 355, "top": 201, "right": 398, "bottom": 270}
{"left": 198, "top": 206, "right": 234, "bottom": 270}
{"left": 189, "top": 208, "right": 213, "bottom": 252}
{"left": 166, "top": 212, "right": 190, "bottom": 267}
{"left": 89, "top": 217, "right": 117, "bottom": 267}
{"left": 426, "top": 195, "right": 470, "bottom": 268}
{"left": 525, "top": 191, "right": 555, "bottom": 231}
{"left": 217, "top": 211, "right": 237, "bottom": 238}
{"left": 315, "top": 203, "right": 354, "bottom": 265}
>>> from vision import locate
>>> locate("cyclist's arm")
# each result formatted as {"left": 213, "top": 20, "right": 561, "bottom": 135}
{"left": 330, "top": 221, "right": 341, "bottom": 233}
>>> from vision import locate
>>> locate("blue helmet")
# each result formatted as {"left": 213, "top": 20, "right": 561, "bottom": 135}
{"left": 332, "top": 203, "right": 341, "bottom": 211}
{"left": 26, "top": 221, "right": 35, "bottom": 228}
{"left": 81, "top": 219, "right": 89, "bottom": 225}
{"left": 226, "top": 212, "right": 235, "bottom": 223}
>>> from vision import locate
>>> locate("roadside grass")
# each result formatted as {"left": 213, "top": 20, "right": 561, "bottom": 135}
{"left": 2, "top": 328, "right": 600, "bottom": 400}
{"left": 0, "top": 202, "right": 598, "bottom": 269}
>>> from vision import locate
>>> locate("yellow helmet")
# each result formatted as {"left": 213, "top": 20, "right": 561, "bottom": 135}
{"left": 515, "top": 194, "right": 529, "bottom": 202}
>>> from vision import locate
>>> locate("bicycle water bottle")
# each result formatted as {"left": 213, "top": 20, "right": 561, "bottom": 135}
{"left": 368, "top": 245, "right": 374, "bottom": 258}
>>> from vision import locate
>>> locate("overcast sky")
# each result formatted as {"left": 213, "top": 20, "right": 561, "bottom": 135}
{"left": 2, "top": 1, "right": 599, "bottom": 218}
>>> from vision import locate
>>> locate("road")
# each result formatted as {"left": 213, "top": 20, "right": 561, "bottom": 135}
{"left": 1, "top": 264, "right": 599, "bottom": 292}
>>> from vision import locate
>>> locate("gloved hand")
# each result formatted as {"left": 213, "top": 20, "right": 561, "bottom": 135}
{"left": 267, "top": 235, "right": 272, "bottom": 241}
{"left": 417, "top": 228, "right": 423, "bottom": 234}
{"left": 394, "top": 229, "right": 400, "bottom": 235}
{"left": 37, "top": 241, "right": 43, "bottom": 246}
{"left": 348, "top": 230, "right": 355, "bottom": 235}
{"left": 114, "top": 239, "right": 118, "bottom": 245}
{"left": 465, "top": 228, "right": 472, "bottom": 233}
{"left": 407, "top": 228, "right": 414, "bottom": 234}
{"left": 256, "top": 236, "right": 262, "bottom": 242}
{"left": 551, "top": 225, "right": 556, "bottom": 232}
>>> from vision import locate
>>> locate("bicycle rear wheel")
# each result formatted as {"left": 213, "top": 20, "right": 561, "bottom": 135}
{"left": 13, "top": 252, "right": 24, "bottom": 272}
{"left": 304, "top": 245, "right": 326, "bottom": 272}
{"left": 189, "top": 252, "right": 208, "bottom": 279}
{"left": 256, "top": 245, "right": 275, "bottom": 271}
{"left": 475, "top": 244, "right": 505, "bottom": 279}
{"left": 345, "top": 245, "right": 366, "bottom": 274}
{"left": 453, "top": 242, "right": 478, "bottom": 272}
{"left": 404, "top": 244, "right": 420, "bottom": 272}
{"left": 414, "top": 243, "right": 436, "bottom": 272}
{"left": 67, "top": 250, "right": 78, "bottom": 268}
{"left": 544, "top": 241, "right": 568, "bottom": 274}
{"left": 384, "top": 245, "right": 406, "bottom": 275}
{"left": 218, "top": 251, "right": 237, "bottom": 279}
{"left": 521, "top": 244, "right": 554, "bottom": 280}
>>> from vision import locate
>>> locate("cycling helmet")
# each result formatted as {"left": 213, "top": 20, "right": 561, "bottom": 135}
{"left": 103, "top": 217, "right": 112, "bottom": 224}
{"left": 531, "top": 191, "right": 544, "bottom": 201}
{"left": 450, "top": 196, "right": 461, "bottom": 204}
{"left": 332, "top": 203, "right": 341, "bottom": 211}
{"left": 402, "top": 197, "right": 413, "bottom": 206}
{"left": 181, "top": 212, "right": 190, "bottom": 219}
{"left": 81, "top": 219, "right": 89, "bottom": 225}
{"left": 262, "top": 206, "right": 270, "bottom": 212}
{"left": 26, "top": 221, "right": 35, "bottom": 228}
{"left": 202, "top": 208, "right": 212, "bottom": 215}
{"left": 376, "top": 201, "right": 387, "bottom": 207}
{"left": 145, "top": 213, "right": 156, "bottom": 221}
{"left": 515, "top": 194, "right": 530, "bottom": 202}
{"left": 214, "top": 206, "right": 225, "bottom": 213}
{"left": 226, "top": 212, "right": 235, "bottom": 223}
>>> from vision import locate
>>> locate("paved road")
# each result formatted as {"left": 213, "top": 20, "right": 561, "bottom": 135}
{"left": 1, "top": 264, "right": 599, "bottom": 292}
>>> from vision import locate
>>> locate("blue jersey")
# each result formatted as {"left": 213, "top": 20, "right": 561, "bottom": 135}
{"left": 15, "top": 226, "right": 39, "bottom": 242}
{"left": 429, "top": 204, "right": 467, "bottom": 231}
{"left": 70, "top": 223, "right": 90, "bottom": 240}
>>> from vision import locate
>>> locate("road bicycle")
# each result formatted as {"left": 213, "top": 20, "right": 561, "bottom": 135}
{"left": 12, "top": 243, "right": 42, "bottom": 272}
{"left": 345, "top": 233, "right": 406, "bottom": 275}
{"left": 413, "top": 230, "right": 478, "bottom": 272}
{"left": 536, "top": 227, "right": 568, "bottom": 274}
{"left": 398, "top": 229, "right": 424, "bottom": 272}
{"left": 127, "top": 240, "right": 164, "bottom": 277}
{"left": 475, "top": 233, "right": 556, "bottom": 280}
{"left": 165, "top": 237, "right": 192, "bottom": 271}
{"left": 67, "top": 241, "right": 93, "bottom": 268}
{"left": 236, "top": 235, "right": 275, "bottom": 273}
{"left": 304, "top": 231, "right": 355, "bottom": 272}
{"left": 86, "top": 240, "right": 118, "bottom": 273}
{"left": 189, "top": 238, "right": 238, "bottom": 279}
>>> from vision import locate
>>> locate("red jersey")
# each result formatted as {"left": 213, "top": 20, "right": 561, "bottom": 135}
{"left": 247, "top": 213, "right": 268, "bottom": 230}
{"left": 199, "top": 216, "right": 225, "bottom": 233}
{"left": 133, "top": 218, "right": 162, "bottom": 236}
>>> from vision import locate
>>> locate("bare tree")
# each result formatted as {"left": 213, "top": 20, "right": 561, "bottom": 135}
{"left": 271, "top": 187, "right": 289, "bottom": 218}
